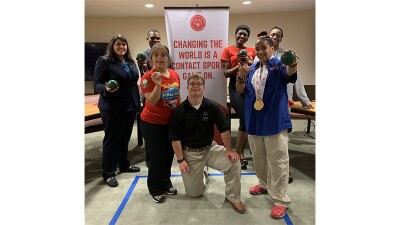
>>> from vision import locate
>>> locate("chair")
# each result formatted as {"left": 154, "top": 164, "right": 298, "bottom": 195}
{"left": 212, "top": 103, "right": 229, "bottom": 145}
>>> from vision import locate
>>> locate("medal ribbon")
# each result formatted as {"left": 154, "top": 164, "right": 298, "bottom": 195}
{"left": 251, "top": 64, "right": 268, "bottom": 101}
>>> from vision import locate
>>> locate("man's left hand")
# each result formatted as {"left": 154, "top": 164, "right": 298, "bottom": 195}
{"left": 226, "top": 151, "right": 240, "bottom": 163}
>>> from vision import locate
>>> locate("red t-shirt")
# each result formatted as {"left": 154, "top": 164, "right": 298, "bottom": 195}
{"left": 220, "top": 45, "right": 256, "bottom": 68}
{"left": 140, "top": 68, "right": 180, "bottom": 125}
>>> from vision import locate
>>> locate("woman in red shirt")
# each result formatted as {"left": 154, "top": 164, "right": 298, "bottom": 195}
{"left": 221, "top": 24, "right": 256, "bottom": 169}
{"left": 140, "top": 44, "right": 181, "bottom": 203}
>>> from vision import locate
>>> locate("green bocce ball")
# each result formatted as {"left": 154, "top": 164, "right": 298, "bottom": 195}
{"left": 106, "top": 80, "right": 119, "bottom": 90}
{"left": 237, "top": 49, "right": 248, "bottom": 57}
{"left": 137, "top": 52, "right": 147, "bottom": 61}
{"left": 281, "top": 50, "right": 297, "bottom": 66}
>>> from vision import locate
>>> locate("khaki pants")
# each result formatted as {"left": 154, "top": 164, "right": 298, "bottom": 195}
{"left": 181, "top": 141, "right": 242, "bottom": 204}
{"left": 248, "top": 130, "right": 291, "bottom": 207}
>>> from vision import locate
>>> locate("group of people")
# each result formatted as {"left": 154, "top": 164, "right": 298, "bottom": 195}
{"left": 92, "top": 24, "right": 313, "bottom": 219}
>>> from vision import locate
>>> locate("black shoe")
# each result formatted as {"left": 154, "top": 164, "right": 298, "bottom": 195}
{"left": 105, "top": 177, "right": 118, "bottom": 187}
{"left": 288, "top": 172, "right": 294, "bottom": 184}
{"left": 152, "top": 195, "right": 165, "bottom": 203}
{"left": 241, "top": 159, "right": 248, "bottom": 170}
{"left": 164, "top": 187, "right": 177, "bottom": 195}
{"left": 120, "top": 165, "right": 140, "bottom": 173}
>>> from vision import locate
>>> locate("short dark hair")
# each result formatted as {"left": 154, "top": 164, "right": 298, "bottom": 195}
{"left": 257, "top": 30, "right": 268, "bottom": 37}
{"left": 269, "top": 25, "right": 284, "bottom": 37}
{"left": 147, "top": 28, "right": 160, "bottom": 37}
{"left": 187, "top": 73, "right": 205, "bottom": 85}
{"left": 257, "top": 35, "right": 273, "bottom": 47}
{"left": 235, "top": 24, "right": 251, "bottom": 36}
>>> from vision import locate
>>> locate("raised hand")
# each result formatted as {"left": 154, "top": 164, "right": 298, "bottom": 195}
{"left": 281, "top": 49, "right": 299, "bottom": 66}
{"left": 151, "top": 71, "right": 162, "bottom": 86}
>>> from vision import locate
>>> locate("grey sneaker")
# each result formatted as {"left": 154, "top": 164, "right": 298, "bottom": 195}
{"left": 164, "top": 187, "right": 177, "bottom": 195}
{"left": 105, "top": 177, "right": 118, "bottom": 187}
{"left": 152, "top": 195, "right": 165, "bottom": 203}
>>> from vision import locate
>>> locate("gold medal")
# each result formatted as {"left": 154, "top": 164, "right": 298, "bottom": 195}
{"left": 254, "top": 100, "right": 264, "bottom": 110}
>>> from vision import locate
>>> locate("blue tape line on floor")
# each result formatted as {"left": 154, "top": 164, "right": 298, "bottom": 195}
{"left": 109, "top": 176, "right": 141, "bottom": 225}
{"left": 109, "top": 173, "right": 293, "bottom": 225}
{"left": 283, "top": 212, "right": 293, "bottom": 225}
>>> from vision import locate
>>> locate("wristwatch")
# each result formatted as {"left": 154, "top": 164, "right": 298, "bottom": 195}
{"left": 177, "top": 158, "right": 185, "bottom": 163}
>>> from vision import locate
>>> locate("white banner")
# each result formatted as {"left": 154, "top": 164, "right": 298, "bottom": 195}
{"left": 165, "top": 7, "right": 229, "bottom": 110}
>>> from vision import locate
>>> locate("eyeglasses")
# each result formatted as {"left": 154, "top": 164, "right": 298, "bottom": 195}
{"left": 149, "top": 37, "right": 161, "bottom": 41}
{"left": 189, "top": 82, "right": 204, "bottom": 87}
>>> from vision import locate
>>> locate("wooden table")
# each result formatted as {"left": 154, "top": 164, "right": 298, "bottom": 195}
{"left": 85, "top": 103, "right": 100, "bottom": 121}
{"left": 291, "top": 101, "right": 315, "bottom": 116}
{"left": 85, "top": 102, "right": 143, "bottom": 145}
{"left": 291, "top": 101, "right": 315, "bottom": 133}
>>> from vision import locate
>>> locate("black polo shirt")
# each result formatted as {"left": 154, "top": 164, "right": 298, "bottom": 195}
{"left": 169, "top": 97, "right": 229, "bottom": 148}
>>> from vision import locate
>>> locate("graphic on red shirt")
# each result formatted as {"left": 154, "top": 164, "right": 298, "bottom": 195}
{"left": 161, "top": 82, "right": 179, "bottom": 109}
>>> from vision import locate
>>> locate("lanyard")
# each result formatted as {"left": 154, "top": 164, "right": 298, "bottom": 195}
{"left": 251, "top": 64, "right": 268, "bottom": 101}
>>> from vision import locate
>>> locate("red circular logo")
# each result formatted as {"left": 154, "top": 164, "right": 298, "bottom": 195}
{"left": 190, "top": 15, "right": 206, "bottom": 31}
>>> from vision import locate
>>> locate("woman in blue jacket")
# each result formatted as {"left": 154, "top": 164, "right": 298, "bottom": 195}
{"left": 236, "top": 35, "right": 297, "bottom": 219}
{"left": 94, "top": 34, "right": 141, "bottom": 187}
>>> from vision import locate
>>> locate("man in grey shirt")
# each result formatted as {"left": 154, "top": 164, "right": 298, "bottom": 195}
{"left": 137, "top": 28, "right": 162, "bottom": 76}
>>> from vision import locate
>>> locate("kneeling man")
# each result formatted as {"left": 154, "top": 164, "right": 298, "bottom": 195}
{"left": 169, "top": 73, "right": 246, "bottom": 213}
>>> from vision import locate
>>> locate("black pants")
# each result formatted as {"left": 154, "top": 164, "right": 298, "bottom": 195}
{"left": 140, "top": 119, "right": 174, "bottom": 196}
{"left": 140, "top": 96, "right": 151, "bottom": 166}
{"left": 229, "top": 85, "right": 246, "bottom": 132}
{"left": 100, "top": 110, "right": 136, "bottom": 179}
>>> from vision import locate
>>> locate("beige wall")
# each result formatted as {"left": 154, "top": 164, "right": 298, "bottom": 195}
{"left": 85, "top": 10, "right": 315, "bottom": 84}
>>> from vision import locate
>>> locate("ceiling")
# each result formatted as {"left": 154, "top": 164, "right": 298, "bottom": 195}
{"left": 85, "top": 0, "right": 315, "bottom": 17}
